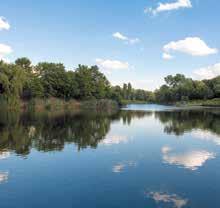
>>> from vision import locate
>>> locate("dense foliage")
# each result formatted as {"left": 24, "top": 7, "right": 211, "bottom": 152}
{"left": 0, "top": 58, "right": 154, "bottom": 106}
{"left": 1, "top": 58, "right": 220, "bottom": 106}
{"left": 155, "top": 74, "right": 220, "bottom": 103}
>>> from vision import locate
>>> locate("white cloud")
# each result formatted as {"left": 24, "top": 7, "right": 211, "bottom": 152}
{"left": 147, "top": 191, "right": 188, "bottom": 208}
{"left": 163, "top": 37, "right": 218, "bottom": 58}
{"left": 0, "top": 17, "right": 10, "bottom": 30}
{"left": 145, "top": 0, "right": 192, "bottom": 15}
{"left": 193, "top": 63, "right": 220, "bottom": 80}
{"left": 162, "top": 146, "right": 215, "bottom": 170}
{"left": 0, "top": 17, "right": 12, "bottom": 62}
{"left": 113, "top": 32, "right": 128, "bottom": 41}
{"left": 162, "top": 52, "right": 174, "bottom": 60}
{"left": 113, "top": 32, "right": 140, "bottom": 45}
{"left": 96, "top": 58, "right": 129, "bottom": 71}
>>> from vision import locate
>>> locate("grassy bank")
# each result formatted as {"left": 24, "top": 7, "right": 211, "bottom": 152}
{"left": 176, "top": 98, "right": 220, "bottom": 107}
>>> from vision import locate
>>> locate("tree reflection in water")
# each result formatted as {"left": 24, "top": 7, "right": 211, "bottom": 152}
{"left": 0, "top": 108, "right": 220, "bottom": 156}
{"left": 0, "top": 109, "right": 147, "bottom": 155}
{"left": 154, "top": 109, "right": 220, "bottom": 136}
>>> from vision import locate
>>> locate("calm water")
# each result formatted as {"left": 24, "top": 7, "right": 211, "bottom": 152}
{"left": 0, "top": 105, "right": 220, "bottom": 208}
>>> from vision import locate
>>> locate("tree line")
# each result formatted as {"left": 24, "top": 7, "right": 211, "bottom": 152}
{"left": 0, "top": 57, "right": 220, "bottom": 106}
{"left": 155, "top": 73, "right": 220, "bottom": 103}
{"left": 0, "top": 57, "right": 154, "bottom": 105}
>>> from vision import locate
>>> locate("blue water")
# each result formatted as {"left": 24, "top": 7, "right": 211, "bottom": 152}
{"left": 0, "top": 106, "right": 219, "bottom": 208}
{"left": 123, "top": 104, "right": 179, "bottom": 111}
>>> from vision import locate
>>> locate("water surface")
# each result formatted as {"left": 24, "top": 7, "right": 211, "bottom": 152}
{"left": 122, "top": 103, "right": 178, "bottom": 111}
{"left": 0, "top": 105, "right": 220, "bottom": 208}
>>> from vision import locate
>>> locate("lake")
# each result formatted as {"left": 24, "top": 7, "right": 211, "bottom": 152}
{"left": 0, "top": 104, "right": 220, "bottom": 208}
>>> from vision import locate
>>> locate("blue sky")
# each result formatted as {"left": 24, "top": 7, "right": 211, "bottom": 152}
{"left": 1, "top": 0, "right": 220, "bottom": 90}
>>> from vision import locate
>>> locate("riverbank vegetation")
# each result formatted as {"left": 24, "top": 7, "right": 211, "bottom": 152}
{"left": 155, "top": 74, "right": 220, "bottom": 106}
{"left": 1, "top": 58, "right": 220, "bottom": 110}
{"left": 175, "top": 98, "right": 220, "bottom": 107}
{"left": 0, "top": 58, "right": 154, "bottom": 110}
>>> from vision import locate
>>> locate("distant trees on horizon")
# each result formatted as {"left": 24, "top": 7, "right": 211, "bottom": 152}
{"left": 155, "top": 73, "right": 220, "bottom": 103}
{"left": 0, "top": 57, "right": 154, "bottom": 105}
{"left": 0, "top": 57, "right": 220, "bottom": 106}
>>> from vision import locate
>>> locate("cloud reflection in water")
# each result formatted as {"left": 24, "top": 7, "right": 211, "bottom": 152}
{"left": 162, "top": 146, "right": 215, "bottom": 170}
{"left": 0, "top": 172, "right": 9, "bottom": 184}
{"left": 192, "top": 129, "right": 220, "bottom": 146}
{"left": 112, "top": 161, "right": 137, "bottom": 173}
{"left": 147, "top": 191, "right": 188, "bottom": 208}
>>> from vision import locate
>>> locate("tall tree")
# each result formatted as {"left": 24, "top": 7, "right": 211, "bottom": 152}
{"left": 123, "top": 83, "right": 128, "bottom": 99}
{"left": 0, "top": 61, "right": 26, "bottom": 105}
{"left": 15, "top": 57, "right": 32, "bottom": 73}
{"left": 75, "top": 65, "right": 110, "bottom": 99}
{"left": 127, "top": 83, "right": 132, "bottom": 100}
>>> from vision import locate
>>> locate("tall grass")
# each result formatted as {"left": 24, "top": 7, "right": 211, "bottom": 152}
{"left": 81, "top": 99, "right": 119, "bottom": 112}
{"left": 23, "top": 98, "right": 81, "bottom": 112}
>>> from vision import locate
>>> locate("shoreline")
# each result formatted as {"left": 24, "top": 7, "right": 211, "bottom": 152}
{"left": 20, "top": 98, "right": 119, "bottom": 113}
{"left": 175, "top": 98, "right": 220, "bottom": 107}
{"left": 3, "top": 98, "right": 220, "bottom": 112}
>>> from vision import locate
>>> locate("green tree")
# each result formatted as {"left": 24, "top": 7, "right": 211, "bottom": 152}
{"left": 123, "top": 83, "right": 128, "bottom": 99}
{"left": 15, "top": 57, "right": 32, "bottom": 73}
{"left": 0, "top": 61, "right": 26, "bottom": 105}
{"left": 65, "top": 71, "right": 79, "bottom": 99}
{"left": 127, "top": 83, "right": 132, "bottom": 100}
{"left": 75, "top": 65, "right": 110, "bottom": 99}
{"left": 193, "top": 80, "right": 212, "bottom": 99}
{"left": 36, "top": 62, "right": 68, "bottom": 98}
{"left": 165, "top": 74, "right": 186, "bottom": 88}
